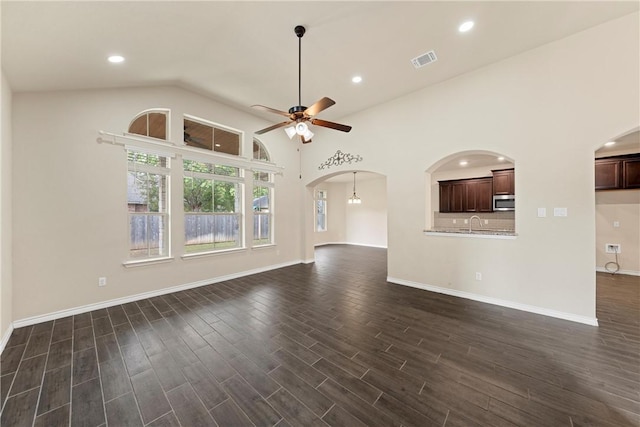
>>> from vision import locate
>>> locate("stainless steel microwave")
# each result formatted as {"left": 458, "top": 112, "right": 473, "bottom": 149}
{"left": 493, "top": 195, "right": 515, "bottom": 211}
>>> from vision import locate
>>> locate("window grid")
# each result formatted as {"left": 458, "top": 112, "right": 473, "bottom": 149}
{"left": 183, "top": 159, "right": 243, "bottom": 254}
{"left": 127, "top": 150, "right": 170, "bottom": 260}
{"left": 315, "top": 189, "right": 327, "bottom": 232}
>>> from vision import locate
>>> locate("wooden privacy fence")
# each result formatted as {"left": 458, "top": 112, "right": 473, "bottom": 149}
{"left": 130, "top": 213, "right": 270, "bottom": 248}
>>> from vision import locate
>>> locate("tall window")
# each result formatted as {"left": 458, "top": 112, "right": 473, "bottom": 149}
{"left": 252, "top": 139, "right": 273, "bottom": 245}
{"left": 183, "top": 159, "right": 243, "bottom": 253}
{"left": 127, "top": 150, "right": 170, "bottom": 259}
{"left": 315, "top": 190, "right": 327, "bottom": 232}
{"left": 184, "top": 116, "right": 240, "bottom": 155}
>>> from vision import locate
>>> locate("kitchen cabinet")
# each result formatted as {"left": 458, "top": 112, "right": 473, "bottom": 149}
{"left": 492, "top": 168, "right": 515, "bottom": 195}
{"left": 623, "top": 158, "right": 640, "bottom": 188}
{"left": 439, "top": 177, "right": 492, "bottom": 213}
{"left": 595, "top": 154, "right": 640, "bottom": 190}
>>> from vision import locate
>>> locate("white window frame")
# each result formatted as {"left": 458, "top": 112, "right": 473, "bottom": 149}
{"left": 183, "top": 158, "right": 244, "bottom": 255}
{"left": 315, "top": 189, "right": 328, "bottom": 232}
{"left": 183, "top": 114, "right": 242, "bottom": 156}
{"left": 253, "top": 181, "right": 274, "bottom": 247}
{"left": 126, "top": 149, "right": 171, "bottom": 262}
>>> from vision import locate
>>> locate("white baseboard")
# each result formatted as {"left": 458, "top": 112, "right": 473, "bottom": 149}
{"left": 387, "top": 276, "right": 599, "bottom": 327}
{"left": 596, "top": 267, "right": 640, "bottom": 277}
{"left": 0, "top": 323, "right": 15, "bottom": 354}
{"left": 12, "top": 260, "right": 302, "bottom": 329}
{"left": 314, "top": 242, "right": 388, "bottom": 249}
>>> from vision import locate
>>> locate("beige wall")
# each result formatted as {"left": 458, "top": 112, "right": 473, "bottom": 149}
{"left": 300, "top": 12, "right": 640, "bottom": 323}
{"left": 596, "top": 190, "right": 640, "bottom": 275}
{"left": 313, "top": 181, "right": 347, "bottom": 246}
{"left": 1, "top": 70, "right": 13, "bottom": 343}
{"left": 11, "top": 86, "right": 303, "bottom": 321}
{"left": 344, "top": 176, "right": 387, "bottom": 248}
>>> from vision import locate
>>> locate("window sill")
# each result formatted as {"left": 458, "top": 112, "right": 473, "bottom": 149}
{"left": 123, "top": 256, "right": 175, "bottom": 268}
{"left": 251, "top": 243, "right": 276, "bottom": 251}
{"left": 181, "top": 247, "right": 246, "bottom": 260}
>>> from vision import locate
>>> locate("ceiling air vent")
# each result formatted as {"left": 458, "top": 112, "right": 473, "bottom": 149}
{"left": 411, "top": 50, "right": 438, "bottom": 69}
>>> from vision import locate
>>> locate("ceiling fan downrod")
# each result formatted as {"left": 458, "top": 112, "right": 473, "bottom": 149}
{"left": 295, "top": 25, "right": 305, "bottom": 110}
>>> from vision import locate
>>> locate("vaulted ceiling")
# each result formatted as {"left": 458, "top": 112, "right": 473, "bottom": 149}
{"left": 2, "top": 1, "right": 638, "bottom": 125}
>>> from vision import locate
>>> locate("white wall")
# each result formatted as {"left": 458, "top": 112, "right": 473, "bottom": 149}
{"left": 1, "top": 70, "right": 13, "bottom": 344}
{"left": 11, "top": 86, "right": 302, "bottom": 321}
{"left": 596, "top": 190, "right": 640, "bottom": 275}
{"left": 300, "top": 12, "right": 640, "bottom": 324}
{"left": 344, "top": 176, "right": 387, "bottom": 248}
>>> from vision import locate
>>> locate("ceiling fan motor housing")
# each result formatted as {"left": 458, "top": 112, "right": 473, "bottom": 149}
{"left": 288, "top": 105, "right": 307, "bottom": 116}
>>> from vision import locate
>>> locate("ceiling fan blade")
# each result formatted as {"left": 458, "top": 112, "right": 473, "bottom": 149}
{"left": 251, "top": 105, "right": 291, "bottom": 118}
{"left": 255, "top": 121, "right": 292, "bottom": 135}
{"left": 311, "top": 118, "right": 352, "bottom": 133}
{"left": 304, "top": 97, "right": 335, "bottom": 117}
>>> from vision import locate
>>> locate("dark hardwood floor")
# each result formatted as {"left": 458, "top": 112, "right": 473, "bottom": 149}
{"left": 1, "top": 245, "right": 638, "bottom": 426}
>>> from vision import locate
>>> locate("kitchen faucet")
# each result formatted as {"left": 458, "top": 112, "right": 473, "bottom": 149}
{"left": 469, "top": 215, "right": 483, "bottom": 232}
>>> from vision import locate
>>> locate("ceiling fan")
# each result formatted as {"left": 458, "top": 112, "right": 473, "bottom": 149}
{"left": 252, "top": 25, "right": 352, "bottom": 144}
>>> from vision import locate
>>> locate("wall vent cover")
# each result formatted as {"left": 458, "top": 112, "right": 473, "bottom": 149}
{"left": 411, "top": 50, "right": 438, "bottom": 68}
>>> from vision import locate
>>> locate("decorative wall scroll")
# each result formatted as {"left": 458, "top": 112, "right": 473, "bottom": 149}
{"left": 318, "top": 150, "right": 363, "bottom": 170}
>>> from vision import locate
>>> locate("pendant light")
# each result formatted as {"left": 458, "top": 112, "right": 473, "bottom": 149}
{"left": 348, "top": 172, "right": 362, "bottom": 204}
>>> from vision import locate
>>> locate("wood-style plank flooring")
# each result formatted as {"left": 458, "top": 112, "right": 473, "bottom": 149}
{"left": 1, "top": 245, "right": 639, "bottom": 426}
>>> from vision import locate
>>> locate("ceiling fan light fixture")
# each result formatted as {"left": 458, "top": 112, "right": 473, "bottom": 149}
{"left": 295, "top": 121, "right": 309, "bottom": 135}
{"left": 284, "top": 126, "right": 296, "bottom": 139}
{"left": 303, "top": 129, "right": 314, "bottom": 142}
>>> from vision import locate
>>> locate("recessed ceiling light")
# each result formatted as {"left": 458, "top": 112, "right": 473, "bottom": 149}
{"left": 459, "top": 21, "right": 474, "bottom": 33}
{"left": 497, "top": 156, "right": 505, "bottom": 161}
{"left": 604, "top": 141, "right": 616, "bottom": 147}
{"left": 352, "top": 76, "right": 362, "bottom": 83}
{"left": 108, "top": 55, "right": 125, "bottom": 64}
{"left": 459, "top": 160, "right": 468, "bottom": 166}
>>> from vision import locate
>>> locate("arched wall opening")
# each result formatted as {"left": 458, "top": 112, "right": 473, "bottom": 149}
{"left": 594, "top": 127, "right": 640, "bottom": 276}
{"left": 305, "top": 170, "right": 388, "bottom": 258}
{"left": 425, "top": 150, "right": 515, "bottom": 232}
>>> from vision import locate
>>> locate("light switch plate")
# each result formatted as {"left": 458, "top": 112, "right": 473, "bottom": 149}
{"left": 613, "top": 221, "right": 620, "bottom": 228}
{"left": 537, "top": 208, "right": 546, "bottom": 218}
{"left": 554, "top": 207, "right": 568, "bottom": 217}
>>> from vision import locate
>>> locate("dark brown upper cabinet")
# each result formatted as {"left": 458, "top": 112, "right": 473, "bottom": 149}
{"left": 623, "top": 157, "right": 640, "bottom": 188}
{"left": 439, "top": 177, "right": 493, "bottom": 213}
{"left": 492, "top": 168, "right": 515, "bottom": 195}
{"left": 595, "top": 154, "right": 640, "bottom": 190}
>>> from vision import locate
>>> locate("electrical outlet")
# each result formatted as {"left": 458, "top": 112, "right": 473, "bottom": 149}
{"left": 484, "top": 219, "right": 488, "bottom": 225}
{"left": 464, "top": 219, "right": 468, "bottom": 224}
{"left": 452, "top": 219, "right": 457, "bottom": 224}
{"left": 98, "top": 277, "right": 107, "bottom": 287}
{"left": 605, "top": 244, "right": 621, "bottom": 254}
{"left": 475, "top": 272, "right": 482, "bottom": 281}
{"left": 613, "top": 221, "right": 620, "bottom": 228}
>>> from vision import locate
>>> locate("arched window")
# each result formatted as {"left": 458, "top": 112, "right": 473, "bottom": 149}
{"left": 128, "top": 109, "right": 169, "bottom": 140}
{"left": 253, "top": 139, "right": 270, "bottom": 162}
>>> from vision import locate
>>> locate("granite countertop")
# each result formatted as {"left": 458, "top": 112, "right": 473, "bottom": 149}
{"left": 424, "top": 228, "right": 517, "bottom": 239}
